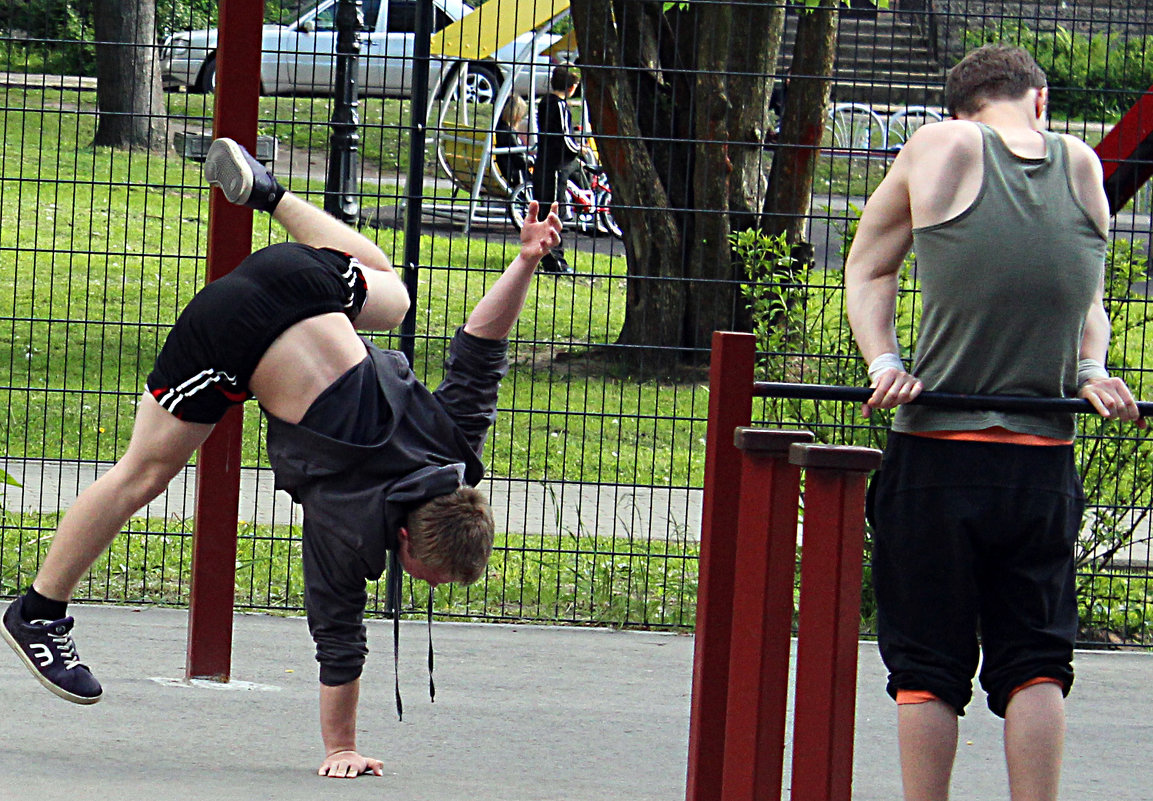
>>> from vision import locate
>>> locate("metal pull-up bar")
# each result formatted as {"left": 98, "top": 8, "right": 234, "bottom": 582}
{"left": 755, "top": 381, "right": 1153, "bottom": 417}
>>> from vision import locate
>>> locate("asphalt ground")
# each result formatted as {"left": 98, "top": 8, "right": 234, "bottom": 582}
{"left": 2, "top": 606, "right": 1152, "bottom": 801}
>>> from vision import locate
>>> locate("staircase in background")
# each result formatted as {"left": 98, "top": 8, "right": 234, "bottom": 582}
{"left": 782, "top": 9, "right": 946, "bottom": 111}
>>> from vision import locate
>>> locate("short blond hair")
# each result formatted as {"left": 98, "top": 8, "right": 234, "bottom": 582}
{"left": 501, "top": 95, "right": 528, "bottom": 128}
{"left": 405, "top": 487, "right": 494, "bottom": 585}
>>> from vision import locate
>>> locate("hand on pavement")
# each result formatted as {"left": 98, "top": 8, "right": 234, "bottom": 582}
{"left": 318, "top": 750, "right": 384, "bottom": 779}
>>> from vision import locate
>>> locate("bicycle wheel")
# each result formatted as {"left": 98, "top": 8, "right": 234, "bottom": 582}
{"left": 508, "top": 182, "right": 533, "bottom": 228}
{"left": 596, "top": 189, "right": 622, "bottom": 239}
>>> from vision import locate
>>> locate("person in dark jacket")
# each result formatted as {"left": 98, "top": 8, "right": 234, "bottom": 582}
{"left": 533, "top": 65, "right": 585, "bottom": 274}
{"left": 1, "top": 138, "right": 562, "bottom": 779}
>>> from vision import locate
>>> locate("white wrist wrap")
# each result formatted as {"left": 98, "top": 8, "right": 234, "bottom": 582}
{"left": 868, "top": 353, "right": 905, "bottom": 382}
{"left": 1077, "top": 358, "right": 1110, "bottom": 387}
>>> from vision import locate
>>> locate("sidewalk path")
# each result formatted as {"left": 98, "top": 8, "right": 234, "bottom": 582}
{"left": 1, "top": 606, "right": 1150, "bottom": 800}
{"left": 0, "top": 458, "right": 703, "bottom": 542}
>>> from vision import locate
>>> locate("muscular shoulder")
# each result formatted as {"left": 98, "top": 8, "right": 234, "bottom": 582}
{"left": 1058, "top": 133, "right": 1105, "bottom": 183}
{"left": 900, "top": 119, "right": 982, "bottom": 165}
{"left": 897, "top": 120, "right": 982, "bottom": 225}
{"left": 1058, "top": 133, "right": 1109, "bottom": 233}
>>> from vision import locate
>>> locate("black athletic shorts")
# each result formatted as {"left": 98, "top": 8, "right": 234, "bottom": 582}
{"left": 146, "top": 242, "right": 368, "bottom": 423}
{"left": 867, "top": 432, "right": 1083, "bottom": 718}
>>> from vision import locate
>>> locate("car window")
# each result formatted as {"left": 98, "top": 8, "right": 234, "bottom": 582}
{"left": 383, "top": 0, "right": 453, "bottom": 34}
{"left": 362, "top": 0, "right": 381, "bottom": 29}
{"left": 386, "top": 0, "right": 416, "bottom": 33}
{"left": 312, "top": 4, "right": 337, "bottom": 31}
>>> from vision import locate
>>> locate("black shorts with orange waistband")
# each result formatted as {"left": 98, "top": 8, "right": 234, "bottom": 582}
{"left": 867, "top": 431, "right": 1082, "bottom": 718}
{"left": 146, "top": 242, "right": 367, "bottom": 424}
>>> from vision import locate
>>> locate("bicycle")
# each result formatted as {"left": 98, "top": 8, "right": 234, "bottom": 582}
{"left": 507, "top": 163, "right": 622, "bottom": 239}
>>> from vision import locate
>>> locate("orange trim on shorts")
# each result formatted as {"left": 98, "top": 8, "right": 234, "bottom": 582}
{"left": 896, "top": 689, "right": 940, "bottom": 705}
{"left": 1008, "top": 676, "right": 1063, "bottom": 701}
{"left": 910, "top": 426, "right": 1072, "bottom": 446}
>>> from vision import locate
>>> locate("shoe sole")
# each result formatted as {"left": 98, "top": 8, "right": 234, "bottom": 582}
{"left": 204, "top": 138, "right": 253, "bottom": 206}
{"left": 1, "top": 620, "right": 102, "bottom": 705}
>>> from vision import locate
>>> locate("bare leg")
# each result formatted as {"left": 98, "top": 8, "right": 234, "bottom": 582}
{"left": 33, "top": 394, "right": 214, "bottom": 601}
{"left": 270, "top": 193, "right": 410, "bottom": 331}
{"left": 897, "top": 699, "right": 958, "bottom": 801}
{"left": 271, "top": 192, "right": 392, "bottom": 273}
{"left": 464, "top": 200, "right": 561, "bottom": 340}
{"left": 1004, "top": 682, "right": 1064, "bottom": 801}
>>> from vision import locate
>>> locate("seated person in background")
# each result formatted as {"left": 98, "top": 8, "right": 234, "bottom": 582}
{"left": 495, "top": 95, "right": 530, "bottom": 187}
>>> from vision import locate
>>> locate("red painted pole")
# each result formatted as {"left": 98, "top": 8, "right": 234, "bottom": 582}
{"left": 787, "top": 443, "right": 882, "bottom": 801}
{"left": 185, "top": 0, "right": 265, "bottom": 681}
{"left": 686, "top": 331, "right": 755, "bottom": 801}
{"left": 720, "top": 428, "right": 813, "bottom": 801}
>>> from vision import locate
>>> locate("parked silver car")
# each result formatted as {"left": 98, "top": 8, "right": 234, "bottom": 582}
{"left": 160, "top": 0, "right": 561, "bottom": 103}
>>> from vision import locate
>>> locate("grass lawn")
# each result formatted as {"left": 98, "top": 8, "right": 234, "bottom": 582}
{"left": 0, "top": 85, "right": 707, "bottom": 626}
{"left": 3, "top": 83, "right": 1152, "bottom": 636}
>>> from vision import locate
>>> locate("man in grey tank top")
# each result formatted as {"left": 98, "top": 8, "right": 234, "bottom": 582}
{"left": 845, "top": 44, "right": 1143, "bottom": 801}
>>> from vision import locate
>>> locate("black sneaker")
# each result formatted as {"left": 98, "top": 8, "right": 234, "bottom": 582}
{"left": 204, "top": 137, "right": 285, "bottom": 212}
{"left": 2, "top": 598, "right": 102, "bottom": 704}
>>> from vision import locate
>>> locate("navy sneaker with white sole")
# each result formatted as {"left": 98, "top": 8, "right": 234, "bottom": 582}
{"left": 203, "top": 137, "right": 285, "bottom": 213}
{"left": 2, "top": 597, "right": 103, "bottom": 704}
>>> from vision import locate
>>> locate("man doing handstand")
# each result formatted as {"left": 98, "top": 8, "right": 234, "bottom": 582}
{"left": 2, "top": 137, "right": 562, "bottom": 778}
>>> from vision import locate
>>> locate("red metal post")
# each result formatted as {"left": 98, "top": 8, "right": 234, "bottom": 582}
{"left": 686, "top": 331, "right": 756, "bottom": 801}
{"left": 720, "top": 428, "right": 813, "bottom": 801}
{"left": 185, "top": 0, "right": 265, "bottom": 681}
{"left": 787, "top": 443, "right": 882, "bottom": 801}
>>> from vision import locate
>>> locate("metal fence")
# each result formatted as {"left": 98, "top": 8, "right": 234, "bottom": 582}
{"left": 1, "top": 0, "right": 1152, "bottom": 646}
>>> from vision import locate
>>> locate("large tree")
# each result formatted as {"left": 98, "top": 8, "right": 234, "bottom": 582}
{"left": 571, "top": 0, "right": 850, "bottom": 369}
{"left": 762, "top": 0, "right": 840, "bottom": 249}
{"left": 93, "top": 0, "right": 168, "bottom": 150}
{"left": 572, "top": 0, "right": 786, "bottom": 368}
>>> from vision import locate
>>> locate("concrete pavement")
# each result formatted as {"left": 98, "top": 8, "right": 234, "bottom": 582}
{"left": 2, "top": 606, "right": 1152, "bottom": 800}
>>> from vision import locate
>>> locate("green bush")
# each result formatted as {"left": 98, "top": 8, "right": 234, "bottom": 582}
{"left": 964, "top": 21, "right": 1153, "bottom": 119}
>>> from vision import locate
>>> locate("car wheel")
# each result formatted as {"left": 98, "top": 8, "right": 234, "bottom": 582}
{"left": 197, "top": 56, "right": 216, "bottom": 94}
{"left": 508, "top": 182, "right": 533, "bottom": 229}
{"left": 463, "top": 62, "right": 501, "bottom": 106}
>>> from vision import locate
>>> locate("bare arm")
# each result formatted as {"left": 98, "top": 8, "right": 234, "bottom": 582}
{"left": 463, "top": 201, "right": 562, "bottom": 340}
{"left": 317, "top": 680, "right": 384, "bottom": 778}
{"left": 843, "top": 148, "right": 920, "bottom": 416}
{"left": 1078, "top": 282, "right": 1144, "bottom": 426}
{"left": 1064, "top": 137, "right": 1144, "bottom": 426}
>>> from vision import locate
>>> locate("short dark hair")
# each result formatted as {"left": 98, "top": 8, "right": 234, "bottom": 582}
{"left": 551, "top": 65, "right": 580, "bottom": 93}
{"left": 945, "top": 44, "right": 1047, "bottom": 118}
{"left": 405, "top": 487, "right": 494, "bottom": 585}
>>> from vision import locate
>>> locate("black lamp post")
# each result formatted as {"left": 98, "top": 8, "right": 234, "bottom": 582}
{"left": 325, "top": 0, "right": 362, "bottom": 223}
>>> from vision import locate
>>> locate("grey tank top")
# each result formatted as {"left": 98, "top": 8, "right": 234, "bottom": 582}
{"left": 894, "top": 123, "right": 1107, "bottom": 440}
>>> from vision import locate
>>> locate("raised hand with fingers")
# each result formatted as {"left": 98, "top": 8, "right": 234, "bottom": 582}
{"left": 520, "top": 200, "right": 563, "bottom": 263}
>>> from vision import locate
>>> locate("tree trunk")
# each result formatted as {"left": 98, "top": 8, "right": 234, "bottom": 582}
{"left": 93, "top": 0, "right": 168, "bottom": 150}
{"left": 573, "top": 0, "right": 786, "bottom": 368}
{"left": 761, "top": 2, "right": 839, "bottom": 245}
{"left": 573, "top": 0, "right": 686, "bottom": 369}
{"left": 685, "top": 0, "right": 785, "bottom": 350}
